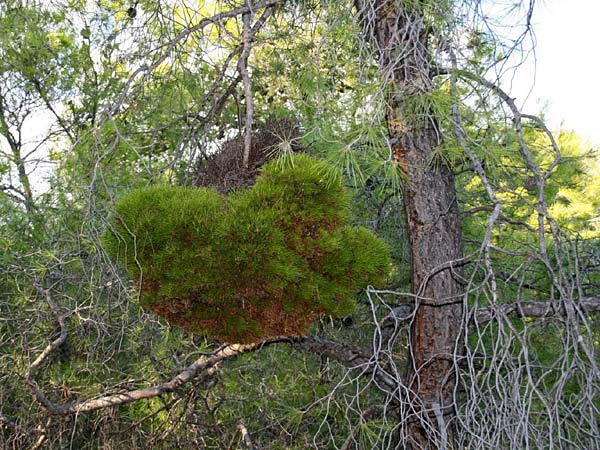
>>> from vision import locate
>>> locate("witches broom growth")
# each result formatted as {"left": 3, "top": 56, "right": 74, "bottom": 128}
{"left": 103, "top": 155, "right": 390, "bottom": 343}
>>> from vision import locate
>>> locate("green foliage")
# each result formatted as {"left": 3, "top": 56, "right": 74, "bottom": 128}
{"left": 103, "top": 154, "right": 391, "bottom": 343}
{"left": 1, "top": 1, "right": 598, "bottom": 448}
{"left": 0, "top": 6, "right": 77, "bottom": 94}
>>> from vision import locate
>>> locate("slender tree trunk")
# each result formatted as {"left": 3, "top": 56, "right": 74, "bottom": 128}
{"left": 0, "top": 103, "right": 36, "bottom": 221}
{"left": 374, "top": 2, "right": 464, "bottom": 448}
{"left": 13, "top": 151, "right": 35, "bottom": 218}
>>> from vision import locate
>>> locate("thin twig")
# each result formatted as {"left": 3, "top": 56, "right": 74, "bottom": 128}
{"left": 238, "top": 1, "right": 254, "bottom": 168}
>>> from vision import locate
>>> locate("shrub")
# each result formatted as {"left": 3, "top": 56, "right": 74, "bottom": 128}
{"left": 103, "top": 155, "right": 390, "bottom": 343}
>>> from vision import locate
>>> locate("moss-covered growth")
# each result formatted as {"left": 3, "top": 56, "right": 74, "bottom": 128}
{"left": 103, "top": 154, "right": 391, "bottom": 343}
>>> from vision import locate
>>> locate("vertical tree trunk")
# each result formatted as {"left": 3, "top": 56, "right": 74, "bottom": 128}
{"left": 0, "top": 103, "right": 36, "bottom": 221}
{"left": 373, "top": 2, "right": 464, "bottom": 448}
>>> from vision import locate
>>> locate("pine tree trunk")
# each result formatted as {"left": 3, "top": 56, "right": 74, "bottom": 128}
{"left": 374, "top": 2, "right": 464, "bottom": 448}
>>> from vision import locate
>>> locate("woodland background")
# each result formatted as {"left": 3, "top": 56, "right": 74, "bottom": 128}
{"left": 0, "top": 1, "right": 599, "bottom": 449}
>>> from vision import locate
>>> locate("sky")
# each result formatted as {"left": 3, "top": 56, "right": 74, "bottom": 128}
{"left": 511, "top": 0, "right": 600, "bottom": 146}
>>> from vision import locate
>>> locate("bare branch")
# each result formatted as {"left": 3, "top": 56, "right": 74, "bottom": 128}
{"left": 0, "top": 183, "right": 27, "bottom": 202}
{"left": 473, "top": 296, "right": 600, "bottom": 325}
{"left": 24, "top": 283, "right": 69, "bottom": 412}
{"left": 30, "top": 78, "right": 75, "bottom": 142}
{"left": 381, "top": 296, "right": 600, "bottom": 334}
{"left": 0, "top": 411, "right": 17, "bottom": 429}
{"left": 26, "top": 324, "right": 261, "bottom": 415}
{"left": 102, "top": 0, "right": 288, "bottom": 122}
{"left": 176, "top": 5, "right": 275, "bottom": 130}
{"left": 238, "top": 1, "right": 254, "bottom": 168}
{"left": 236, "top": 422, "right": 256, "bottom": 450}
{"left": 24, "top": 291, "right": 390, "bottom": 417}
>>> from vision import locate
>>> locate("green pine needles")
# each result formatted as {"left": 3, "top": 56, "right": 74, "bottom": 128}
{"left": 103, "top": 154, "right": 391, "bottom": 343}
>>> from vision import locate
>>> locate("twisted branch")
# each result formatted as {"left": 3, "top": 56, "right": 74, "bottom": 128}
{"left": 24, "top": 285, "right": 393, "bottom": 416}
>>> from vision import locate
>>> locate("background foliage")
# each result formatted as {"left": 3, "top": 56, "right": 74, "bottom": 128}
{"left": 0, "top": 0, "right": 599, "bottom": 449}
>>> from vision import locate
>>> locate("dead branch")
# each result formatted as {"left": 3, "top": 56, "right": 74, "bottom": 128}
{"left": 101, "top": 0, "right": 288, "bottom": 122}
{"left": 146, "top": 5, "right": 275, "bottom": 134}
{"left": 28, "top": 287, "right": 598, "bottom": 420}
{"left": 238, "top": 1, "right": 254, "bottom": 168}
{"left": 24, "top": 283, "right": 69, "bottom": 412}
{"left": 23, "top": 290, "right": 390, "bottom": 417}
{"left": 0, "top": 411, "right": 17, "bottom": 429}
{"left": 381, "top": 296, "right": 600, "bottom": 335}
{"left": 473, "top": 296, "right": 600, "bottom": 325}
{"left": 237, "top": 422, "right": 256, "bottom": 450}
{"left": 26, "top": 336, "right": 260, "bottom": 415}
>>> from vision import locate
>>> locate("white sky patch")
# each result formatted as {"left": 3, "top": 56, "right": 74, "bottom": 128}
{"left": 22, "top": 110, "right": 57, "bottom": 195}
{"left": 510, "top": 0, "right": 600, "bottom": 146}
{"left": 0, "top": 109, "right": 57, "bottom": 195}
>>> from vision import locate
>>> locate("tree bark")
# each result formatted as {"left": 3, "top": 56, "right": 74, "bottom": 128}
{"left": 0, "top": 100, "right": 36, "bottom": 221}
{"left": 374, "top": 2, "right": 464, "bottom": 448}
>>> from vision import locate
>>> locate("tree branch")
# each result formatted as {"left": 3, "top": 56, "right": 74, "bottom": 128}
{"left": 183, "top": 5, "right": 274, "bottom": 129}
{"left": 25, "top": 286, "right": 390, "bottom": 415}
{"left": 0, "top": 183, "right": 27, "bottom": 202}
{"left": 139, "top": 5, "right": 275, "bottom": 143}
{"left": 236, "top": 422, "right": 256, "bottom": 450}
{"left": 103, "top": 0, "right": 287, "bottom": 122}
{"left": 289, "top": 336, "right": 399, "bottom": 394}
{"left": 24, "top": 291, "right": 262, "bottom": 416}
{"left": 0, "top": 411, "right": 17, "bottom": 429}
{"left": 381, "top": 296, "right": 600, "bottom": 336}
{"left": 28, "top": 335, "right": 391, "bottom": 415}
{"left": 28, "top": 282, "right": 599, "bottom": 418}
{"left": 473, "top": 296, "right": 600, "bottom": 325}
{"left": 238, "top": 1, "right": 254, "bottom": 168}
{"left": 30, "top": 79, "right": 75, "bottom": 142}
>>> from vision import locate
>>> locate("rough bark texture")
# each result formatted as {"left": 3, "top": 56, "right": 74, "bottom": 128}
{"left": 374, "top": 2, "right": 464, "bottom": 448}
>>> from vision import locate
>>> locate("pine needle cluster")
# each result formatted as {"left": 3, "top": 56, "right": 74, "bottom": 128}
{"left": 104, "top": 155, "right": 390, "bottom": 343}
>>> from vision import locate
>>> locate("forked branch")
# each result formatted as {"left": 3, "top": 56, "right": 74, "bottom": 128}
{"left": 25, "top": 285, "right": 387, "bottom": 415}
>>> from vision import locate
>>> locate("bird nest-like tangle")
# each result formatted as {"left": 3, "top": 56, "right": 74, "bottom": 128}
{"left": 104, "top": 155, "right": 390, "bottom": 343}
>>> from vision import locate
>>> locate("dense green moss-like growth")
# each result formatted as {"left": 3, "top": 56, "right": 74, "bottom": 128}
{"left": 103, "top": 155, "right": 391, "bottom": 343}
